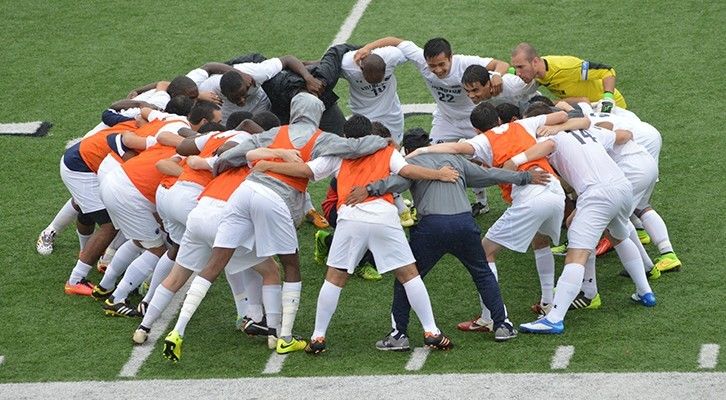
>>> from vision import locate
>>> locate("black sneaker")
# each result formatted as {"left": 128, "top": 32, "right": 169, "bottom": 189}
{"left": 91, "top": 284, "right": 113, "bottom": 301}
{"left": 493, "top": 322, "right": 518, "bottom": 342}
{"left": 304, "top": 337, "right": 327, "bottom": 355}
{"left": 424, "top": 331, "right": 453, "bottom": 350}
{"left": 103, "top": 298, "right": 141, "bottom": 318}
{"left": 375, "top": 331, "right": 410, "bottom": 351}
{"left": 242, "top": 316, "right": 269, "bottom": 336}
{"left": 471, "top": 202, "right": 490, "bottom": 216}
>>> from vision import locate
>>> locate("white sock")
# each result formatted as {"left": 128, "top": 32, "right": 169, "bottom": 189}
{"left": 280, "top": 281, "right": 302, "bottom": 339}
{"left": 175, "top": 276, "right": 212, "bottom": 337}
{"left": 630, "top": 214, "right": 644, "bottom": 230}
{"left": 141, "top": 285, "right": 174, "bottom": 329}
{"left": 99, "top": 240, "right": 143, "bottom": 290}
{"left": 547, "top": 263, "right": 584, "bottom": 323}
{"left": 640, "top": 210, "right": 674, "bottom": 254}
{"left": 312, "top": 280, "right": 342, "bottom": 339}
{"left": 534, "top": 247, "right": 555, "bottom": 304}
{"left": 615, "top": 240, "right": 652, "bottom": 296}
{"left": 473, "top": 187, "right": 488, "bottom": 204}
{"left": 628, "top": 223, "right": 654, "bottom": 270}
{"left": 48, "top": 198, "right": 77, "bottom": 233}
{"left": 143, "top": 252, "right": 175, "bottom": 303}
{"left": 77, "top": 231, "right": 92, "bottom": 252}
{"left": 109, "top": 233, "right": 126, "bottom": 251}
{"left": 403, "top": 276, "right": 439, "bottom": 334}
{"left": 262, "top": 285, "right": 282, "bottom": 335}
{"left": 225, "top": 270, "right": 247, "bottom": 319}
{"left": 242, "top": 269, "right": 264, "bottom": 321}
{"left": 68, "top": 260, "right": 93, "bottom": 284}
{"left": 480, "top": 262, "right": 499, "bottom": 320}
{"left": 581, "top": 254, "right": 597, "bottom": 298}
{"left": 111, "top": 251, "right": 159, "bottom": 303}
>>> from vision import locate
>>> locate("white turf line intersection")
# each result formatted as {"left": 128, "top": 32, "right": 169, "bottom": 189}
{"left": 551, "top": 345, "right": 575, "bottom": 370}
{"left": 405, "top": 348, "right": 430, "bottom": 371}
{"left": 699, "top": 344, "right": 720, "bottom": 369}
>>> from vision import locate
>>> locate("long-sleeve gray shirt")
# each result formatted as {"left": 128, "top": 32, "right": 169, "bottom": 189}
{"left": 367, "top": 153, "right": 532, "bottom": 216}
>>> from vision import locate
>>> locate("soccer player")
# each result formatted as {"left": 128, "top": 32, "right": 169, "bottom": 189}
{"left": 355, "top": 36, "right": 510, "bottom": 216}
{"left": 510, "top": 43, "right": 626, "bottom": 113}
{"left": 461, "top": 64, "right": 538, "bottom": 108}
{"left": 512, "top": 104, "right": 656, "bottom": 335}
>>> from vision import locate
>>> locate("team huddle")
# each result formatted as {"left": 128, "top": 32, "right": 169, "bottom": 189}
{"left": 38, "top": 36, "right": 682, "bottom": 359}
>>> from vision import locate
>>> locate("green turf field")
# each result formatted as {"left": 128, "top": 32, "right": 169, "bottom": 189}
{"left": 0, "top": 0, "right": 724, "bottom": 383}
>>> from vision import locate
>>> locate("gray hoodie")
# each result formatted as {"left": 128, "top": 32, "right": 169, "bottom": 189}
{"left": 216, "top": 92, "right": 388, "bottom": 226}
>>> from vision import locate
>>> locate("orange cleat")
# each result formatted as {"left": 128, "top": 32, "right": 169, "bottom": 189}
{"left": 306, "top": 209, "right": 330, "bottom": 229}
{"left": 64, "top": 279, "right": 95, "bottom": 296}
{"left": 595, "top": 237, "right": 614, "bottom": 256}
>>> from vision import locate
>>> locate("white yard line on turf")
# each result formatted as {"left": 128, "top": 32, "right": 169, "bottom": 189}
{"left": 0, "top": 356, "right": 4, "bottom": 366}
{"left": 698, "top": 344, "right": 720, "bottom": 369}
{"left": 404, "top": 347, "right": 430, "bottom": 371}
{"left": 551, "top": 345, "right": 575, "bottom": 370}
{"left": 2, "top": 373, "right": 725, "bottom": 400}
{"left": 328, "top": 0, "right": 373, "bottom": 47}
{"left": 118, "top": 280, "right": 191, "bottom": 377}
{"left": 262, "top": 353, "right": 288, "bottom": 374}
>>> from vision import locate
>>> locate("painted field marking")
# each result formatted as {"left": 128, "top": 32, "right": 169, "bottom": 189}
{"left": 551, "top": 345, "right": 575, "bottom": 370}
{"left": 405, "top": 347, "right": 430, "bottom": 371}
{"left": 329, "top": 0, "right": 373, "bottom": 47}
{"left": 698, "top": 344, "right": 720, "bottom": 369}
{"left": 0, "top": 355, "right": 5, "bottom": 366}
{"left": 262, "top": 353, "right": 288, "bottom": 375}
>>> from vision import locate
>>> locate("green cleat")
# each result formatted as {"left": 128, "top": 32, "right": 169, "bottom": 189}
{"left": 163, "top": 330, "right": 183, "bottom": 362}
{"left": 655, "top": 252, "right": 681, "bottom": 272}
{"left": 356, "top": 264, "right": 382, "bottom": 281}
{"left": 276, "top": 336, "right": 307, "bottom": 354}
{"left": 647, "top": 266, "right": 661, "bottom": 280}
{"left": 636, "top": 229, "right": 651, "bottom": 245}
{"left": 314, "top": 230, "right": 331, "bottom": 265}
{"left": 550, "top": 241, "right": 568, "bottom": 256}
{"left": 569, "top": 292, "right": 601, "bottom": 310}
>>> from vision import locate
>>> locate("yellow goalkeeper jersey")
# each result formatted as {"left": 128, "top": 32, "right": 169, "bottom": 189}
{"left": 537, "top": 55, "right": 626, "bottom": 108}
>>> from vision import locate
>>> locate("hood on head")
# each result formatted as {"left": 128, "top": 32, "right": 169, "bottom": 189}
{"left": 290, "top": 92, "right": 324, "bottom": 126}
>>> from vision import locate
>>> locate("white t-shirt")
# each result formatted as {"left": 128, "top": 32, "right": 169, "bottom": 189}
{"left": 396, "top": 41, "right": 492, "bottom": 130}
{"left": 485, "top": 74, "right": 539, "bottom": 107}
{"left": 308, "top": 151, "right": 408, "bottom": 227}
{"left": 190, "top": 58, "right": 284, "bottom": 122}
{"left": 341, "top": 47, "right": 407, "bottom": 140}
{"left": 544, "top": 129, "right": 627, "bottom": 195}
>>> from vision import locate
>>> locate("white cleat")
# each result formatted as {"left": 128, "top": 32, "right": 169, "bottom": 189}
{"left": 36, "top": 229, "right": 56, "bottom": 255}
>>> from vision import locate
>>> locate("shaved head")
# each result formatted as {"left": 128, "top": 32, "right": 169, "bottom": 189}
{"left": 361, "top": 53, "right": 386, "bottom": 84}
{"left": 512, "top": 42, "right": 539, "bottom": 61}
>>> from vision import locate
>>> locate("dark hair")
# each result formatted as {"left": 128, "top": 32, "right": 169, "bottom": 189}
{"left": 164, "top": 95, "right": 194, "bottom": 116}
{"left": 198, "top": 121, "right": 226, "bottom": 134}
{"left": 188, "top": 100, "right": 220, "bottom": 125}
{"left": 528, "top": 95, "right": 555, "bottom": 106}
{"left": 402, "top": 127, "right": 430, "bottom": 154}
{"left": 370, "top": 121, "right": 391, "bottom": 138}
{"left": 469, "top": 102, "right": 500, "bottom": 132}
{"left": 342, "top": 114, "right": 372, "bottom": 139}
{"left": 167, "top": 76, "right": 198, "bottom": 99}
{"left": 495, "top": 103, "right": 521, "bottom": 123}
{"left": 251, "top": 111, "right": 281, "bottom": 130}
{"left": 423, "top": 38, "right": 452, "bottom": 60}
{"left": 226, "top": 111, "right": 254, "bottom": 130}
{"left": 220, "top": 71, "right": 245, "bottom": 102}
{"left": 361, "top": 53, "right": 386, "bottom": 83}
{"left": 462, "top": 64, "right": 490, "bottom": 86}
{"left": 524, "top": 101, "right": 556, "bottom": 118}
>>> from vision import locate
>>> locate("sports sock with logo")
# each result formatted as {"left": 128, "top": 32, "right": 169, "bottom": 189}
{"left": 580, "top": 253, "right": 597, "bottom": 299}
{"left": 143, "top": 252, "right": 174, "bottom": 303}
{"left": 403, "top": 276, "right": 439, "bottom": 335}
{"left": 312, "top": 280, "right": 342, "bottom": 339}
{"left": 225, "top": 270, "right": 247, "bottom": 319}
{"left": 262, "top": 285, "right": 282, "bottom": 335}
{"left": 280, "top": 281, "right": 302, "bottom": 340}
{"left": 241, "top": 269, "right": 264, "bottom": 322}
{"left": 99, "top": 240, "right": 143, "bottom": 290}
{"left": 615, "top": 239, "right": 652, "bottom": 296}
{"left": 175, "top": 276, "right": 212, "bottom": 337}
{"left": 111, "top": 251, "right": 159, "bottom": 303}
{"left": 547, "top": 263, "right": 584, "bottom": 323}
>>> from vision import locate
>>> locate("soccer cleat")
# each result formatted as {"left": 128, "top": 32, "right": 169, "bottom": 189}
{"left": 133, "top": 325, "right": 150, "bottom": 344}
{"left": 276, "top": 336, "right": 307, "bottom": 354}
{"left": 103, "top": 298, "right": 141, "bottom": 318}
{"left": 631, "top": 292, "right": 657, "bottom": 307}
{"left": 313, "top": 230, "right": 331, "bottom": 265}
{"left": 569, "top": 292, "right": 601, "bottom": 310}
{"left": 304, "top": 337, "right": 327, "bottom": 355}
{"left": 399, "top": 209, "right": 415, "bottom": 228}
{"left": 64, "top": 279, "right": 95, "bottom": 296}
{"left": 36, "top": 229, "right": 56, "bottom": 256}
{"left": 655, "top": 252, "right": 681, "bottom": 272}
{"left": 136, "top": 301, "right": 148, "bottom": 316}
{"left": 636, "top": 229, "right": 651, "bottom": 245}
{"left": 595, "top": 237, "right": 614, "bottom": 256}
{"left": 531, "top": 302, "right": 553, "bottom": 316}
{"left": 356, "top": 265, "right": 382, "bottom": 281}
{"left": 494, "top": 322, "right": 518, "bottom": 342}
{"left": 306, "top": 209, "right": 330, "bottom": 229}
{"left": 471, "top": 202, "right": 489, "bottom": 216}
{"left": 138, "top": 279, "right": 150, "bottom": 296}
{"left": 375, "top": 331, "right": 410, "bottom": 351}
{"left": 163, "top": 330, "right": 183, "bottom": 362}
{"left": 550, "top": 242, "right": 568, "bottom": 256}
{"left": 619, "top": 266, "right": 661, "bottom": 280}
{"left": 97, "top": 248, "right": 115, "bottom": 273}
{"left": 519, "top": 317, "right": 564, "bottom": 334}
{"left": 242, "top": 316, "right": 269, "bottom": 336}
{"left": 91, "top": 284, "right": 113, "bottom": 301}
{"left": 424, "top": 331, "right": 453, "bottom": 350}
{"left": 456, "top": 317, "right": 494, "bottom": 332}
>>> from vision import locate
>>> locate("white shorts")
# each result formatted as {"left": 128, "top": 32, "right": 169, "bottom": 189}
{"left": 634, "top": 122, "right": 662, "bottom": 165}
{"left": 567, "top": 180, "right": 633, "bottom": 250}
{"left": 619, "top": 154, "right": 658, "bottom": 212}
{"left": 156, "top": 181, "right": 203, "bottom": 244}
{"left": 485, "top": 187, "right": 565, "bottom": 253}
{"left": 97, "top": 154, "right": 122, "bottom": 183}
{"left": 100, "top": 167, "right": 163, "bottom": 246}
{"left": 59, "top": 157, "right": 104, "bottom": 214}
{"left": 213, "top": 181, "right": 297, "bottom": 257}
{"left": 177, "top": 198, "right": 267, "bottom": 274}
{"left": 430, "top": 116, "right": 476, "bottom": 142}
{"left": 327, "top": 219, "right": 415, "bottom": 274}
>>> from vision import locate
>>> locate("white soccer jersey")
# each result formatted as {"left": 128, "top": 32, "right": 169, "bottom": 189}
{"left": 580, "top": 103, "right": 652, "bottom": 162}
{"left": 544, "top": 129, "right": 627, "bottom": 195}
{"left": 341, "top": 47, "right": 407, "bottom": 140}
{"left": 485, "top": 74, "right": 539, "bottom": 107}
{"left": 397, "top": 41, "right": 492, "bottom": 134}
